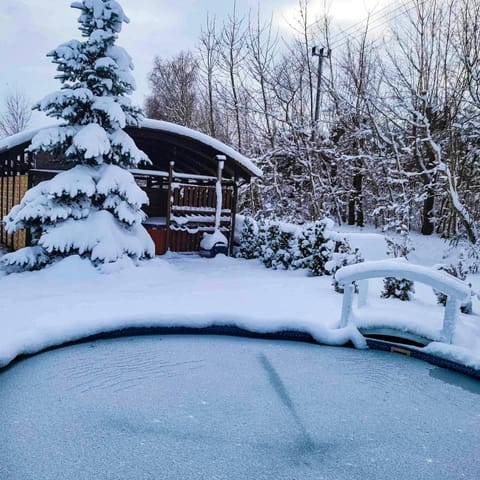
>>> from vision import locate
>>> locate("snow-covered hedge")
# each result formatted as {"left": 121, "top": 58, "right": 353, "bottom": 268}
{"left": 237, "top": 216, "right": 364, "bottom": 282}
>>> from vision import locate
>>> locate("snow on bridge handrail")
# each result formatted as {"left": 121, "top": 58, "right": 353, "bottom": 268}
{"left": 336, "top": 259, "right": 472, "bottom": 344}
{"left": 336, "top": 259, "right": 471, "bottom": 300}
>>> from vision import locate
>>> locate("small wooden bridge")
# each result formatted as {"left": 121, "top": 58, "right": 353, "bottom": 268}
{"left": 336, "top": 259, "right": 472, "bottom": 346}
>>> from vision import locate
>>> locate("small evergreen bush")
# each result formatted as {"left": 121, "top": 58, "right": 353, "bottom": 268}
{"left": 294, "top": 219, "right": 334, "bottom": 276}
{"left": 434, "top": 260, "right": 472, "bottom": 313}
{"left": 460, "top": 240, "right": 480, "bottom": 274}
{"left": 236, "top": 217, "right": 367, "bottom": 285}
{"left": 381, "top": 277, "right": 415, "bottom": 301}
{"left": 326, "top": 239, "right": 364, "bottom": 293}
{"left": 381, "top": 228, "right": 415, "bottom": 301}
{"left": 238, "top": 217, "right": 260, "bottom": 259}
{"left": 259, "top": 221, "right": 295, "bottom": 270}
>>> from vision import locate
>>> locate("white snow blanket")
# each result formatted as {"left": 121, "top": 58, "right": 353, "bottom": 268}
{"left": 0, "top": 255, "right": 365, "bottom": 368}
{"left": 0, "top": 254, "right": 479, "bottom": 371}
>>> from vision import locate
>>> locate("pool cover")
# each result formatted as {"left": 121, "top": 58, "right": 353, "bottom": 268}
{"left": 0, "top": 335, "right": 479, "bottom": 479}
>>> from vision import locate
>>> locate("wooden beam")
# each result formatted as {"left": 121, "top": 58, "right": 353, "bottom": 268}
{"left": 165, "top": 161, "right": 175, "bottom": 253}
{"left": 229, "top": 175, "right": 239, "bottom": 256}
{"left": 215, "top": 155, "right": 225, "bottom": 232}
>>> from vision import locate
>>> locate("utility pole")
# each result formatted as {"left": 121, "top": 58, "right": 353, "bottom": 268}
{"left": 312, "top": 46, "right": 331, "bottom": 126}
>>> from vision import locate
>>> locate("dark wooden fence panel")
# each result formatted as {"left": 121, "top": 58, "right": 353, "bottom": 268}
{"left": 0, "top": 149, "right": 32, "bottom": 250}
{"left": 169, "top": 182, "right": 234, "bottom": 252}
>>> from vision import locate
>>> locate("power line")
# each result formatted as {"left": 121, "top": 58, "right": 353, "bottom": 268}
{"left": 318, "top": 0, "right": 415, "bottom": 46}
{"left": 325, "top": 0, "right": 426, "bottom": 51}
{"left": 328, "top": 0, "right": 422, "bottom": 50}
{"left": 322, "top": 0, "right": 427, "bottom": 48}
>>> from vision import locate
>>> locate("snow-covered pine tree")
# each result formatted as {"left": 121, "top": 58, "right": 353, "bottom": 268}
{"left": 381, "top": 226, "right": 414, "bottom": 301}
{"left": 274, "top": 224, "right": 296, "bottom": 270}
{"left": 433, "top": 259, "right": 472, "bottom": 313}
{"left": 294, "top": 219, "right": 334, "bottom": 276}
{"left": 326, "top": 238, "right": 364, "bottom": 293}
{"left": 1, "top": 0, "right": 154, "bottom": 273}
{"left": 238, "top": 216, "right": 260, "bottom": 259}
{"left": 260, "top": 222, "right": 280, "bottom": 269}
{"left": 258, "top": 220, "right": 296, "bottom": 270}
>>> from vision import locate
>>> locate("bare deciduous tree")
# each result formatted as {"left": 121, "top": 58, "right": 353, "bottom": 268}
{"left": 0, "top": 89, "right": 32, "bottom": 137}
{"left": 198, "top": 14, "right": 220, "bottom": 138}
{"left": 217, "top": 0, "right": 247, "bottom": 151}
{"left": 142, "top": 0, "right": 480, "bottom": 247}
{"left": 145, "top": 51, "right": 199, "bottom": 128}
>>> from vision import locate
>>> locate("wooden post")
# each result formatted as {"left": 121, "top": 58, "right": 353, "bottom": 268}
{"left": 229, "top": 175, "right": 239, "bottom": 256}
{"left": 0, "top": 157, "right": 4, "bottom": 245}
{"left": 215, "top": 155, "right": 226, "bottom": 232}
{"left": 9, "top": 157, "right": 16, "bottom": 250}
{"left": 25, "top": 165, "right": 34, "bottom": 247}
{"left": 165, "top": 161, "right": 175, "bottom": 252}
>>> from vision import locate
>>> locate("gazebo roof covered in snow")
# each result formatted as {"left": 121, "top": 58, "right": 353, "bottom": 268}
{"left": 0, "top": 119, "right": 262, "bottom": 181}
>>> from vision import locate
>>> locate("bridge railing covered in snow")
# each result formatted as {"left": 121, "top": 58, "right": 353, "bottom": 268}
{"left": 336, "top": 259, "right": 472, "bottom": 344}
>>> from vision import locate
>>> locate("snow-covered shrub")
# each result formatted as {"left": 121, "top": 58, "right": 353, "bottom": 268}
{"left": 381, "top": 277, "right": 415, "bottom": 301}
{"left": 259, "top": 221, "right": 296, "bottom": 270}
{"left": 1, "top": 0, "right": 154, "bottom": 273}
{"left": 294, "top": 219, "right": 334, "bottom": 276}
{"left": 434, "top": 261, "right": 467, "bottom": 306}
{"left": 274, "top": 226, "right": 296, "bottom": 269}
{"left": 381, "top": 226, "right": 415, "bottom": 300}
{"left": 458, "top": 240, "right": 480, "bottom": 274}
{"left": 384, "top": 225, "right": 413, "bottom": 258}
{"left": 433, "top": 260, "right": 472, "bottom": 313}
{"left": 326, "top": 238, "right": 364, "bottom": 293}
{"left": 259, "top": 222, "right": 277, "bottom": 268}
{"left": 238, "top": 216, "right": 260, "bottom": 259}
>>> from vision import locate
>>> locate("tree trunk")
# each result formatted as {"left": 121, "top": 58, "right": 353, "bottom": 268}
{"left": 421, "top": 189, "right": 435, "bottom": 235}
{"left": 354, "top": 172, "right": 364, "bottom": 227}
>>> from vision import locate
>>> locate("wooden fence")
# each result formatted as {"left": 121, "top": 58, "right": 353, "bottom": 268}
{"left": 1, "top": 146, "right": 32, "bottom": 251}
{"left": 1, "top": 164, "right": 239, "bottom": 254}
{"left": 0, "top": 174, "right": 29, "bottom": 250}
{"left": 169, "top": 182, "right": 235, "bottom": 252}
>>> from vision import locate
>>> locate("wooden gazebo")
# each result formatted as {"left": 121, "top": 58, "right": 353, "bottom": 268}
{"left": 0, "top": 119, "right": 261, "bottom": 254}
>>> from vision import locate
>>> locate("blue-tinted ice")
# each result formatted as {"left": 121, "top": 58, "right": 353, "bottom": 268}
{"left": 0, "top": 335, "right": 479, "bottom": 479}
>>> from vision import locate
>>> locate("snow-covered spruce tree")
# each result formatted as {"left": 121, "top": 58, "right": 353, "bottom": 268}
{"left": 326, "top": 238, "right": 364, "bottom": 293}
{"left": 1, "top": 0, "right": 154, "bottom": 273}
{"left": 273, "top": 224, "right": 296, "bottom": 270}
{"left": 293, "top": 219, "right": 335, "bottom": 276}
{"left": 381, "top": 226, "right": 414, "bottom": 301}
{"left": 381, "top": 277, "right": 415, "bottom": 301}
{"left": 433, "top": 260, "right": 472, "bottom": 313}
{"left": 238, "top": 216, "right": 260, "bottom": 259}
{"left": 260, "top": 222, "right": 280, "bottom": 269}
{"left": 258, "top": 220, "right": 295, "bottom": 270}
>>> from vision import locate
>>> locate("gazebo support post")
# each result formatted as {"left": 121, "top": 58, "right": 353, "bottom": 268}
{"left": 165, "top": 161, "right": 175, "bottom": 252}
{"left": 215, "top": 155, "right": 226, "bottom": 232}
{"left": 229, "top": 174, "right": 239, "bottom": 256}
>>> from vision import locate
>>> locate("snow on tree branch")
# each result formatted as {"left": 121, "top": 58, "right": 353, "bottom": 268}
{"left": 1, "top": 0, "right": 153, "bottom": 273}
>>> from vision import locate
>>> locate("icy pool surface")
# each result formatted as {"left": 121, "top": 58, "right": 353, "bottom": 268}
{"left": 0, "top": 335, "right": 479, "bottom": 480}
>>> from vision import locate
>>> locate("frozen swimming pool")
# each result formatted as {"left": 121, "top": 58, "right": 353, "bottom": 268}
{"left": 0, "top": 335, "right": 479, "bottom": 480}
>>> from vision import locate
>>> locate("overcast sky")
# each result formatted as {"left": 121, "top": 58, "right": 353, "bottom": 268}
{"left": 0, "top": 0, "right": 391, "bottom": 128}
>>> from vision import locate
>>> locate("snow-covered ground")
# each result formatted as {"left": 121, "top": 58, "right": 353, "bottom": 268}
{"left": 0, "top": 230, "right": 480, "bottom": 371}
